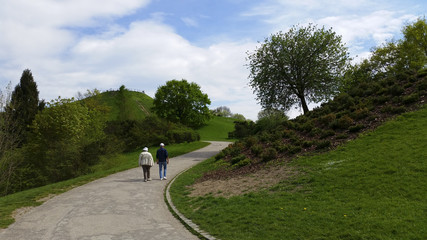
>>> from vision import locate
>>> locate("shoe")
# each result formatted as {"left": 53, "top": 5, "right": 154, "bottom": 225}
{"left": 163, "top": 177, "right": 167, "bottom": 180}
{"left": 147, "top": 178, "right": 151, "bottom": 181}
{"left": 160, "top": 178, "right": 163, "bottom": 180}
{"left": 144, "top": 179, "right": 147, "bottom": 182}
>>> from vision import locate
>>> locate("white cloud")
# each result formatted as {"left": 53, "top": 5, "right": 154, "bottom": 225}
{"left": 181, "top": 17, "right": 199, "bottom": 27}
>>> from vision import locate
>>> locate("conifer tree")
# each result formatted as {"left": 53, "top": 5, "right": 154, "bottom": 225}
{"left": 6, "top": 69, "right": 42, "bottom": 144}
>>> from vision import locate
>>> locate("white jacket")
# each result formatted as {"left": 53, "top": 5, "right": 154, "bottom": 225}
{"left": 139, "top": 152, "right": 154, "bottom": 166}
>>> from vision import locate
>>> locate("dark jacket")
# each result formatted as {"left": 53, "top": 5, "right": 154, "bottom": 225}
{"left": 156, "top": 147, "right": 168, "bottom": 162}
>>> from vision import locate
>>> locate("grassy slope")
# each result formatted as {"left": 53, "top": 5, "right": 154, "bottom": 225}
{"left": 171, "top": 105, "right": 427, "bottom": 240}
{"left": 197, "top": 116, "right": 237, "bottom": 141}
{"left": 89, "top": 90, "right": 153, "bottom": 121}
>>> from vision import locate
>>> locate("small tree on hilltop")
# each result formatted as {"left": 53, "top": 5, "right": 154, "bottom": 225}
{"left": 247, "top": 24, "right": 350, "bottom": 115}
{"left": 153, "top": 79, "right": 211, "bottom": 128}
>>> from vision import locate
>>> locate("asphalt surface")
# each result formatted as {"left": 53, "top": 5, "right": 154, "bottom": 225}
{"left": 0, "top": 141, "right": 230, "bottom": 240}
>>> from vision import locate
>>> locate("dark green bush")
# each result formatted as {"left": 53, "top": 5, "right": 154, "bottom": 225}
{"left": 251, "top": 144, "right": 263, "bottom": 156}
{"left": 316, "top": 140, "right": 331, "bottom": 150}
{"left": 318, "top": 113, "right": 336, "bottom": 126}
{"left": 403, "top": 93, "right": 420, "bottom": 104}
{"left": 231, "top": 154, "right": 246, "bottom": 165}
{"left": 288, "top": 145, "right": 302, "bottom": 154}
{"left": 352, "top": 108, "right": 370, "bottom": 120}
{"left": 417, "top": 68, "right": 427, "bottom": 78}
{"left": 261, "top": 147, "right": 277, "bottom": 162}
{"left": 330, "top": 115, "right": 354, "bottom": 130}
{"left": 349, "top": 124, "right": 365, "bottom": 133}
{"left": 417, "top": 80, "right": 427, "bottom": 91}
{"left": 236, "top": 158, "right": 251, "bottom": 167}
{"left": 381, "top": 106, "right": 406, "bottom": 114}
{"left": 389, "top": 84, "right": 404, "bottom": 96}
{"left": 245, "top": 136, "right": 258, "bottom": 148}
{"left": 320, "top": 129, "right": 335, "bottom": 139}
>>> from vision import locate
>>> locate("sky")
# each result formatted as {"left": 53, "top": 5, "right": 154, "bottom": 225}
{"left": 0, "top": 0, "right": 426, "bottom": 120}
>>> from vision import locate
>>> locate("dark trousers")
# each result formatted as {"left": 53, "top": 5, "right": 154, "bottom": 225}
{"left": 142, "top": 165, "right": 151, "bottom": 179}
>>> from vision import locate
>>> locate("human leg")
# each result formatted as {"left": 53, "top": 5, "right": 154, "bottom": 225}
{"left": 142, "top": 166, "right": 148, "bottom": 181}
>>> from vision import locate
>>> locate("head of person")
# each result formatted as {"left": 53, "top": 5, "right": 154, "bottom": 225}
{"left": 160, "top": 143, "right": 165, "bottom": 148}
{"left": 143, "top": 147, "right": 148, "bottom": 152}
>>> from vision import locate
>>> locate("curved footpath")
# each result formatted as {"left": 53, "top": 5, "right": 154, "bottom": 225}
{"left": 0, "top": 141, "right": 230, "bottom": 240}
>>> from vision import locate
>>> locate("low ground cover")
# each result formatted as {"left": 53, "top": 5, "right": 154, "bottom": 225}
{"left": 170, "top": 105, "right": 427, "bottom": 239}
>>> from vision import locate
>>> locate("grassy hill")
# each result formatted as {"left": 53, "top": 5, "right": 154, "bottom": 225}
{"left": 85, "top": 89, "right": 153, "bottom": 121}
{"left": 171, "top": 104, "right": 427, "bottom": 239}
{"left": 196, "top": 116, "right": 238, "bottom": 141}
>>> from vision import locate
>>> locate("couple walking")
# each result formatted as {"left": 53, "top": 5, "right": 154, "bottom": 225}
{"left": 138, "top": 143, "right": 169, "bottom": 182}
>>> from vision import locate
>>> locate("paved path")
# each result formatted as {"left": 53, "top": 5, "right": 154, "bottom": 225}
{"left": 0, "top": 141, "right": 230, "bottom": 240}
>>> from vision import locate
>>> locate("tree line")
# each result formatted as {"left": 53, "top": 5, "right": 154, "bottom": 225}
{"left": 0, "top": 75, "right": 211, "bottom": 196}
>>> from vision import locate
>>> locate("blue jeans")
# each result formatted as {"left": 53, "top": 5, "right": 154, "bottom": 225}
{"left": 159, "top": 161, "right": 167, "bottom": 179}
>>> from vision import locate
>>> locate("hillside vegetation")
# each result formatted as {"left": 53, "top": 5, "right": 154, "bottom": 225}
{"left": 196, "top": 116, "right": 238, "bottom": 141}
{"left": 170, "top": 18, "right": 427, "bottom": 239}
{"left": 171, "top": 104, "right": 427, "bottom": 239}
{"left": 84, "top": 88, "right": 153, "bottom": 121}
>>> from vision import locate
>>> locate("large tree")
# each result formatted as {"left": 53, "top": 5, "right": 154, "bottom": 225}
{"left": 6, "top": 69, "right": 43, "bottom": 144}
{"left": 247, "top": 24, "right": 350, "bottom": 115}
{"left": 153, "top": 79, "right": 211, "bottom": 128}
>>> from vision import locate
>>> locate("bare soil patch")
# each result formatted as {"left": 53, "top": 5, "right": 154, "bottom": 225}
{"left": 189, "top": 164, "right": 297, "bottom": 198}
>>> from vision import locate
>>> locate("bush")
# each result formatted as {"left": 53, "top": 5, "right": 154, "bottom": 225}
{"left": 349, "top": 124, "right": 365, "bottom": 133}
{"left": 251, "top": 144, "right": 263, "bottom": 156}
{"left": 244, "top": 136, "right": 258, "bottom": 148}
{"left": 389, "top": 84, "right": 404, "bottom": 96}
{"left": 231, "top": 154, "right": 246, "bottom": 165}
{"left": 352, "top": 108, "right": 370, "bottom": 120}
{"left": 316, "top": 140, "right": 331, "bottom": 150}
{"left": 288, "top": 145, "right": 302, "bottom": 154}
{"left": 330, "top": 115, "right": 354, "bottom": 130}
{"left": 261, "top": 147, "right": 277, "bottom": 162}
{"left": 381, "top": 106, "right": 406, "bottom": 114}
{"left": 317, "top": 113, "right": 336, "bottom": 126}
{"left": 403, "top": 93, "right": 420, "bottom": 104}
{"left": 320, "top": 129, "right": 335, "bottom": 139}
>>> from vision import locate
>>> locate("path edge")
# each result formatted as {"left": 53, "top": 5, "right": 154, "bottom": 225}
{"left": 164, "top": 168, "right": 218, "bottom": 240}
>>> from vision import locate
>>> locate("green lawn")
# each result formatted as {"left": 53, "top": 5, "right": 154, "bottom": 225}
{"left": 197, "top": 116, "right": 237, "bottom": 141}
{"left": 0, "top": 141, "right": 209, "bottom": 229}
{"left": 170, "top": 105, "right": 427, "bottom": 239}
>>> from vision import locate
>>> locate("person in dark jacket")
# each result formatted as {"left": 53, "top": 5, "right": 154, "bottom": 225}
{"left": 156, "top": 143, "right": 169, "bottom": 180}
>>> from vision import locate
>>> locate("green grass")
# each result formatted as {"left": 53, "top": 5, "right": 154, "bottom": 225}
{"left": 0, "top": 141, "right": 209, "bottom": 229}
{"left": 87, "top": 90, "right": 153, "bottom": 121}
{"left": 197, "top": 116, "right": 237, "bottom": 141}
{"left": 170, "top": 105, "right": 427, "bottom": 239}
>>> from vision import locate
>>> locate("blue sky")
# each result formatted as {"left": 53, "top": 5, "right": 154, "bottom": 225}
{"left": 0, "top": 0, "right": 426, "bottom": 120}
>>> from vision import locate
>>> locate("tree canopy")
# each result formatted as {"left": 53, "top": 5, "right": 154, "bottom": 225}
{"left": 5, "top": 69, "right": 44, "bottom": 145}
{"left": 247, "top": 24, "right": 350, "bottom": 115}
{"left": 152, "top": 79, "right": 211, "bottom": 128}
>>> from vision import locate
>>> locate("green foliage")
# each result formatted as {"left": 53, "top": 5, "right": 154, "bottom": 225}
{"left": 261, "top": 147, "right": 277, "bottom": 162}
{"left": 228, "top": 120, "right": 255, "bottom": 139}
{"left": 172, "top": 105, "right": 426, "bottom": 239}
{"left": 27, "top": 97, "right": 107, "bottom": 183}
{"left": 153, "top": 79, "right": 211, "bottom": 128}
{"left": 247, "top": 23, "right": 350, "bottom": 114}
{"left": 5, "top": 69, "right": 43, "bottom": 145}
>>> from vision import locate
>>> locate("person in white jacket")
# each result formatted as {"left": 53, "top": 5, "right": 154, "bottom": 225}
{"left": 138, "top": 147, "right": 154, "bottom": 182}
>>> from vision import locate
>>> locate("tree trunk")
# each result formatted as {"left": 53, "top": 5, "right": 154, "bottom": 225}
{"left": 299, "top": 96, "right": 309, "bottom": 115}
